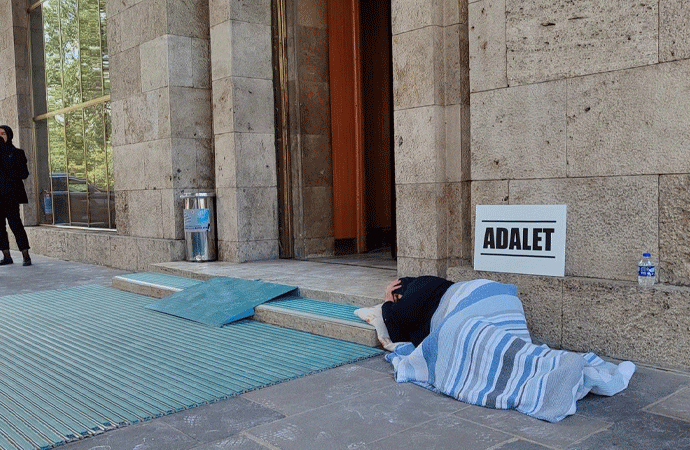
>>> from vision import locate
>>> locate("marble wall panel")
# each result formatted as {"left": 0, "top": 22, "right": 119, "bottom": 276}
{"left": 392, "top": 0, "right": 444, "bottom": 34}
{"left": 659, "top": 0, "right": 690, "bottom": 62}
{"left": 215, "top": 187, "right": 239, "bottom": 243}
{"left": 234, "top": 132, "right": 277, "bottom": 188}
{"left": 505, "top": 0, "right": 658, "bottom": 85}
{"left": 211, "top": 77, "right": 234, "bottom": 135}
{"left": 229, "top": 0, "right": 271, "bottom": 25}
{"left": 302, "top": 186, "right": 333, "bottom": 240}
{"left": 110, "top": 47, "right": 141, "bottom": 101}
{"left": 301, "top": 134, "right": 332, "bottom": 188}
{"left": 229, "top": 21, "right": 272, "bottom": 80}
{"left": 190, "top": 38, "right": 211, "bottom": 89}
{"left": 469, "top": 0, "right": 507, "bottom": 92}
{"left": 510, "top": 176, "right": 658, "bottom": 281}
{"left": 396, "top": 183, "right": 446, "bottom": 260}
{"left": 210, "top": 21, "right": 233, "bottom": 81}
{"left": 166, "top": 0, "right": 209, "bottom": 38}
{"left": 298, "top": 81, "right": 330, "bottom": 135}
{"left": 444, "top": 24, "right": 464, "bottom": 106}
{"left": 562, "top": 279, "right": 690, "bottom": 369}
{"left": 298, "top": 26, "right": 329, "bottom": 83}
{"left": 393, "top": 26, "right": 444, "bottom": 110}
{"left": 394, "top": 106, "right": 445, "bottom": 184}
{"left": 236, "top": 240, "right": 279, "bottom": 262}
{"left": 209, "top": 0, "right": 229, "bottom": 27}
{"left": 566, "top": 60, "right": 690, "bottom": 177}
{"left": 126, "top": 189, "right": 164, "bottom": 238}
{"left": 659, "top": 175, "right": 690, "bottom": 286}
{"left": 84, "top": 233, "right": 112, "bottom": 266}
{"left": 170, "top": 138, "right": 214, "bottom": 189}
{"left": 471, "top": 80, "right": 566, "bottom": 180}
{"left": 214, "top": 132, "right": 237, "bottom": 189}
{"left": 169, "top": 86, "right": 213, "bottom": 139}
{"left": 236, "top": 187, "right": 278, "bottom": 242}
{"left": 110, "top": 234, "right": 140, "bottom": 269}
{"left": 140, "top": 36, "right": 169, "bottom": 91}
{"left": 232, "top": 77, "right": 274, "bottom": 134}
{"left": 397, "top": 256, "right": 449, "bottom": 278}
{"left": 445, "top": 104, "right": 469, "bottom": 183}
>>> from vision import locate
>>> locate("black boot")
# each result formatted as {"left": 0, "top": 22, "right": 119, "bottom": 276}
{"left": 21, "top": 249, "right": 31, "bottom": 266}
{"left": 0, "top": 249, "right": 12, "bottom": 265}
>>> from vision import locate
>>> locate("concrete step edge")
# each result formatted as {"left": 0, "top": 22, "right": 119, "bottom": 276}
{"left": 112, "top": 273, "right": 380, "bottom": 348}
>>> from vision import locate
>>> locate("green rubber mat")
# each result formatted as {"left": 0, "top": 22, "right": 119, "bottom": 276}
{"left": 117, "top": 272, "right": 203, "bottom": 290}
{"left": 146, "top": 277, "right": 298, "bottom": 327}
{"left": 0, "top": 285, "right": 382, "bottom": 450}
{"left": 267, "top": 297, "right": 364, "bottom": 323}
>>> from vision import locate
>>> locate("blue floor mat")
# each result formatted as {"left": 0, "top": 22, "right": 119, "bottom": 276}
{"left": 0, "top": 285, "right": 383, "bottom": 450}
{"left": 146, "top": 277, "right": 298, "bottom": 326}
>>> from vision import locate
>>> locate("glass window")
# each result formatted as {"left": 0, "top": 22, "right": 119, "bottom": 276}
{"left": 30, "top": 0, "right": 114, "bottom": 229}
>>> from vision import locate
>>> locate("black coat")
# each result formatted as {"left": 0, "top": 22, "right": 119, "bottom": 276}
{"left": 0, "top": 140, "right": 29, "bottom": 205}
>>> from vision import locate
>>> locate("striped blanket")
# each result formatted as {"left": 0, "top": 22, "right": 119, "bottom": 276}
{"left": 385, "top": 279, "right": 635, "bottom": 422}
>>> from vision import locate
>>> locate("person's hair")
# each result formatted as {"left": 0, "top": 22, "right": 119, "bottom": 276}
{"left": 0, "top": 125, "right": 14, "bottom": 145}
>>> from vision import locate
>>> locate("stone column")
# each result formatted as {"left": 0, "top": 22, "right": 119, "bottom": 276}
{"left": 392, "top": 0, "right": 471, "bottom": 276}
{"left": 1, "top": 1, "right": 37, "bottom": 226}
{"left": 108, "top": 0, "right": 212, "bottom": 267}
{"left": 210, "top": 0, "right": 278, "bottom": 262}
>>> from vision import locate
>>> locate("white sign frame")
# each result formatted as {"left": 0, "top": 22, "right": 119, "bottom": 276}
{"left": 474, "top": 205, "right": 567, "bottom": 277}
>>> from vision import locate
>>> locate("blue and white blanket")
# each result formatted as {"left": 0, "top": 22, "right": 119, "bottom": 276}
{"left": 386, "top": 279, "right": 635, "bottom": 422}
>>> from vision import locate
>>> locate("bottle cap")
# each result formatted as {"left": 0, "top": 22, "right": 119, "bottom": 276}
{"left": 642, "top": 252, "right": 651, "bottom": 258}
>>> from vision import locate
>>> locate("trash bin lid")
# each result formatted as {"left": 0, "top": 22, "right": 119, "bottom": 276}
{"left": 180, "top": 191, "right": 216, "bottom": 199}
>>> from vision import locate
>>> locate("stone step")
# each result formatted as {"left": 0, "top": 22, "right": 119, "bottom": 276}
{"left": 111, "top": 272, "right": 379, "bottom": 348}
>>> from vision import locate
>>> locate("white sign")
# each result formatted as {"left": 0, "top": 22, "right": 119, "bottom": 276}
{"left": 474, "top": 205, "right": 567, "bottom": 277}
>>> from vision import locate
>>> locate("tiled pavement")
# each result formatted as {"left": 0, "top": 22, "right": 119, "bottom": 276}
{"left": 2, "top": 250, "right": 689, "bottom": 450}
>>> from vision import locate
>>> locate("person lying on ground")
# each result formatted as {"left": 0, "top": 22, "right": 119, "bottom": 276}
{"left": 355, "top": 275, "right": 453, "bottom": 350}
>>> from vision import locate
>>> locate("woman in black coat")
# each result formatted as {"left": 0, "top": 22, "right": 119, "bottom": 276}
{"left": 0, "top": 125, "right": 31, "bottom": 266}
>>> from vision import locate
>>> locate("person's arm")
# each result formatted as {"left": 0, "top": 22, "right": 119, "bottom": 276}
{"left": 15, "top": 149, "right": 29, "bottom": 180}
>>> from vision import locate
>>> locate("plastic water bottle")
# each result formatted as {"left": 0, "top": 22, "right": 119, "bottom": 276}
{"left": 638, "top": 253, "right": 655, "bottom": 287}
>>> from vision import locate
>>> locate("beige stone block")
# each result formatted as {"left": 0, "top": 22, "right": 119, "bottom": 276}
{"left": 140, "top": 36, "right": 169, "bottom": 91}
{"left": 510, "top": 176, "right": 658, "bottom": 281}
{"left": 85, "top": 233, "right": 112, "bottom": 266}
{"left": 114, "top": 190, "right": 130, "bottom": 235}
{"left": 64, "top": 231, "right": 87, "bottom": 262}
{"left": 110, "top": 47, "right": 141, "bottom": 101}
{"left": 660, "top": 0, "right": 690, "bottom": 62}
{"left": 127, "top": 189, "right": 164, "bottom": 238}
{"left": 236, "top": 186, "right": 278, "bottom": 242}
{"left": 445, "top": 182, "right": 471, "bottom": 261}
{"left": 394, "top": 106, "right": 445, "bottom": 184}
{"left": 566, "top": 61, "right": 690, "bottom": 177}
{"left": 110, "top": 235, "right": 140, "bottom": 270}
{"left": 116, "top": 89, "right": 169, "bottom": 144}
{"left": 141, "top": 139, "right": 173, "bottom": 190}
{"left": 190, "top": 38, "right": 210, "bottom": 89}
{"left": 115, "top": 1, "right": 165, "bottom": 53}
{"left": 397, "top": 256, "right": 448, "bottom": 278}
{"left": 215, "top": 187, "right": 238, "bottom": 243}
{"left": 209, "top": 0, "right": 229, "bottom": 27}
{"left": 298, "top": 81, "right": 330, "bottom": 135}
{"left": 445, "top": 104, "right": 470, "bottom": 182}
{"left": 230, "top": 21, "right": 272, "bottom": 80}
{"left": 214, "top": 132, "right": 237, "bottom": 188}
{"left": 393, "top": 26, "right": 444, "bottom": 110}
{"left": 659, "top": 175, "right": 690, "bottom": 286}
{"left": 211, "top": 77, "right": 234, "bottom": 135}
{"left": 161, "top": 188, "right": 184, "bottom": 240}
{"left": 210, "top": 21, "right": 232, "bottom": 81}
{"left": 444, "top": 24, "right": 466, "bottom": 106}
{"left": 105, "top": 0, "right": 141, "bottom": 18}
{"left": 562, "top": 279, "right": 690, "bottom": 369}
{"left": 171, "top": 138, "right": 214, "bottom": 190}
{"left": 470, "top": 179, "right": 509, "bottom": 260}
{"left": 237, "top": 240, "right": 279, "bottom": 262}
{"left": 234, "top": 133, "right": 277, "bottom": 188}
{"left": 217, "top": 239, "right": 238, "bottom": 261}
{"left": 167, "top": 35, "right": 197, "bottom": 88}
{"left": 297, "top": 0, "right": 327, "bottom": 29}
{"left": 392, "top": 0, "right": 444, "bottom": 34}
{"left": 166, "top": 0, "right": 209, "bottom": 38}
{"left": 471, "top": 80, "right": 567, "bottom": 180}
{"left": 396, "top": 183, "right": 447, "bottom": 260}
{"left": 169, "top": 86, "right": 213, "bottom": 139}
{"left": 469, "top": 0, "right": 507, "bottom": 92}
{"left": 110, "top": 100, "right": 127, "bottom": 148}
{"left": 113, "top": 142, "right": 148, "bottom": 190}
{"left": 505, "top": 0, "right": 658, "bottom": 85}
{"left": 229, "top": 0, "right": 271, "bottom": 25}
{"left": 137, "top": 237, "right": 185, "bottom": 271}
{"left": 232, "top": 77, "right": 274, "bottom": 134}
{"left": 302, "top": 186, "right": 333, "bottom": 239}
{"left": 302, "top": 134, "right": 332, "bottom": 188}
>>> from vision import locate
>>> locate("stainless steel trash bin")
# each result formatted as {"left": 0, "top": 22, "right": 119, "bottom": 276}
{"left": 181, "top": 192, "right": 217, "bottom": 262}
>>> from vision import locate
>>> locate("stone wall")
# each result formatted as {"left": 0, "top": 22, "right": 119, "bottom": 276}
{"left": 392, "top": 0, "right": 472, "bottom": 276}
{"left": 469, "top": 0, "right": 690, "bottom": 285}
{"left": 210, "top": 0, "right": 279, "bottom": 262}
